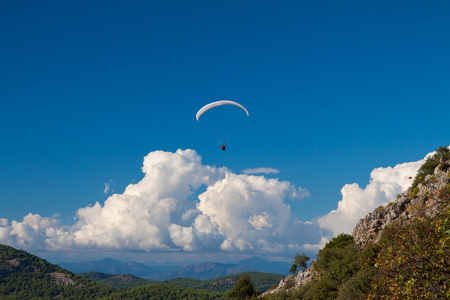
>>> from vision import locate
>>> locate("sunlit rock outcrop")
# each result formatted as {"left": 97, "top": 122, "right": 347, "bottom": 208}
{"left": 352, "top": 158, "right": 450, "bottom": 248}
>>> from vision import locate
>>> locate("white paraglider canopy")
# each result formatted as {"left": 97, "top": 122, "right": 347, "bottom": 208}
{"left": 196, "top": 100, "right": 249, "bottom": 121}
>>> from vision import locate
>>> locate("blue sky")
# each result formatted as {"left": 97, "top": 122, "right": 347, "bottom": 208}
{"left": 1, "top": 0, "right": 449, "bottom": 264}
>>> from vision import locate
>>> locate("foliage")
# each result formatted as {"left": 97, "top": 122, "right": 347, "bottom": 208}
{"left": 335, "top": 268, "right": 374, "bottom": 300}
{"left": 264, "top": 147, "right": 450, "bottom": 299}
{"left": 440, "top": 183, "right": 450, "bottom": 202}
{"left": 103, "top": 283, "right": 225, "bottom": 300}
{"left": 0, "top": 244, "right": 116, "bottom": 299}
{"left": 282, "top": 275, "right": 296, "bottom": 290}
{"left": 366, "top": 205, "right": 450, "bottom": 299}
{"left": 438, "top": 162, "right": 449, "bottom": 171}
{"left": 411, "top": 146, "right": 450, "bottom": 191}
{"left": 289, "top": 264, "right": 297, "bottom": 275}
{"left": 0, "top": 244, "right": 234, "bottom": 299}
{"left": 321, "top": 233, "right": 354, "bottom": 250}
{"left": 289, "top": 253, "right": 310, "bottom": 275}
{"left": 263, "top": 234, "right": 364, "bottom": 300}
{"left": 410, "top": 186, "right": 420, "bottom": 198}
{"left": 227, "top": 275, "right": 260, "bottom": 299}
{"left": 164, "top": 272, "right": 283, "bottom": 293}
{"left": 79, "top": 271, "right": 155, "bottom": 288}
{"left": 303, "top": 237, "right": 361, "bottom": 300}
{"left": 80, "top": 271, "right": 283, "bottom": 293}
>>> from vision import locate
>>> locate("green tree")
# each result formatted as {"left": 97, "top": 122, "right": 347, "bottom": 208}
{"left": 289, "top": 264, "right": 297, "bottom": 275}
{"left": 227, "top": 275, "right": 260, "bottom": 299}
{"left": 300, "top": 234, "right": 361, "bottom": 300}
{"left": 289, "top": 253, "right": 310, "bottom": 275}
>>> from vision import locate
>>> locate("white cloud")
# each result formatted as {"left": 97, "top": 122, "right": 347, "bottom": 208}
{"left": 242, "top": 167, "right": 280, "bottom": 174}
{"left": 249, "top": 212, "right": 273, "bottom": 230}
{"left": 4, "top": 148, "right": 431, "bottom": 260}
{"left": 317, "top": 153, "right": 429, "bottom": 236}
{"left": 103, "top": 180, "right": 114, "bottom": 195}
{"left": 0, "top": 218, "right": 8, "bottom": 226}
{"left": 1, "top": 149, "right": 316, "bottom": 257}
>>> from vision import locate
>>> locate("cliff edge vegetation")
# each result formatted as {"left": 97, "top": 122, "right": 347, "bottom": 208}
{"left": 263, "top": 146, "right": 450, "bottom": 299}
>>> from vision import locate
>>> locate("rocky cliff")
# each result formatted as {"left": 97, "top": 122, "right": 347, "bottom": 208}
{"left": 263, "top": 148, "right": 450, "bottom": 297}
{"left": 262, "top": 268, "right": 317, "bottom": 297}
{"left": 352, "top": 156, "right": 450, "bottom": 248}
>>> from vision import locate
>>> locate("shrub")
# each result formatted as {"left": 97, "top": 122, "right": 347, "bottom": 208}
{"left": 336, "top": 268, "right": 374, "bottom": 300}
{"left": 410, "top": 186, "right": 420, "bottom": 198}
{"left": 282, "top": 276, "right": 296, "bottom": 290}
{"left": 441, "top": 184, "right": 450, "bottom": 201}
{"left": 438, "top": 162, "right": 449, "bottom": 171}
{"left": 321, "top": 233, "right": 354, "bottom": 250}
{"left": 302, "top": 235, "right": 361, "bottom": 299}
{"left": 366, "top": 205, "right": 450, "bottom": 299}
{"left": 411, "top": 146, "right": 450, "bottom": 191}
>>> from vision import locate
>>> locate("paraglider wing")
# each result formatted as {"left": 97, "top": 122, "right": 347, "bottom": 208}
{"left": 196, "top": 100, "right": 249, "bottom": 121}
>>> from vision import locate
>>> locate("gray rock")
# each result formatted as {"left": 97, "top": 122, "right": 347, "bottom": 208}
{"left": 352, "top": 160, "right": 450, "bottom": 248}
{"left": 262, "top": 268, "right": 317, "bottom": 296}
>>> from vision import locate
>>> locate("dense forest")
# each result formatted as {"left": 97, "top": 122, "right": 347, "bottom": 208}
{"left": 78, "top": 272, "right": 156, "bottom": 289}
{"left": 0, "top": 244, "right": 281, "bottom": 299}
{"left": 79, "top": 270, "right": 284, "bottom": 292}
{"left": 0, "top": 244, "right": 116, "bottom": 299}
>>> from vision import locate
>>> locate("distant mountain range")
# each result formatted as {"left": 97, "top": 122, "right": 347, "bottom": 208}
{"left": 59, "top": 256, "right": 291, "bottom": 280}
{"left": 79, "top": 270, "right": 285, "bottom": 292}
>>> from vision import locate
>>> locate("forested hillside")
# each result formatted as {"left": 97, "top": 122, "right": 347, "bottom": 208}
{"left": 0, "top": 245, "right": 227, "bottom": 299}
{"left": 1, "top": 244, "right": 281, "bottom": 299}
{"left": 0, "top": 244, "right": 115, "bottom": 299}
{"left": 80, "top": 270, "right": 284, "bottom": 292}
{"left": 79, "top": 271, "right": 155, "bottom": 288}
{"left": 102, "top": 284, "right": 225, "bottom": 300}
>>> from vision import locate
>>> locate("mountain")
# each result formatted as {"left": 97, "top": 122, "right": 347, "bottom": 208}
{"left": 61, "top": 256, "right": 289, "bottom": 280}
{"left": 0, "top": 244, "right": 226, "bottom": 299}
{"left": 59, "top": 257, "right": 160, "bottom": 278}
{"left": 238, "top": 256, "right": 291, "bottom": 275}
{"left": 80, "top": 270, "right": 285, "bottom": 292}
{"left": 79, "top": 271, "right": 156, "bottom": 288}
{"left": 145, "top": 261, "right": 253, "bottom": 280}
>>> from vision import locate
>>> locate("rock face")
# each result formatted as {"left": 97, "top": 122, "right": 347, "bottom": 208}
{"left": 262, "top": 268, "right": 317, "bottom": 296}
{"left": 352, "top": 160, "right": 450, "bottom": 248}
{"left": 49, "top": 272, "right": 79, "bottom": 286}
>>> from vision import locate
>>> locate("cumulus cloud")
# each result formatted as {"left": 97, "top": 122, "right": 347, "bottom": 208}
{"left": 318, "top": 153, "right": 430, "bottom": 236}
{"left": 0, "top": 214, "right": 63, "bottom": 250}
{"left": 1, "top": 149, "right": 317, "bottom": 256}
{"left": 242, "top": 167, "right": 280, "bottom": 174}
{"left": 249, "top": 212, "right": 273, "bottom": 230}
{"left": 3, "top": 148, "right": 432, "bottom": 259}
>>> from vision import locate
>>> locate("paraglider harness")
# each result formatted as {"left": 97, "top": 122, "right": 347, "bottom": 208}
{"left": 221, "top": 145, "right": 226, "bottom": 151}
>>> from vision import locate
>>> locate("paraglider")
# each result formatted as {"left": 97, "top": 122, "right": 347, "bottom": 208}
{"left": 196, "top": 100, "right": 249, "bottom": 121}
{"left": 196, "top": 100, "right": 249, "bottom": 151}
